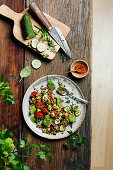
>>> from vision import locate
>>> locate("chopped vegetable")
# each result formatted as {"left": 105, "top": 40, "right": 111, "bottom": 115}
{"left": 47, "top": 78, "right": 56, "bottom": 90}
{"left": 30, "top": 104, "right": 36, "bottom": 114}
{"left": 60, "top": 125, "right": 66, "bottom": 132}
{"left": 57, "top": 87, "right": 66, "bottom": 95}
{"left": 56, "top": 96, "right": 63, "bottom": 108}
{"left": 31, "top": 59, "right": 41, "bottom": 69}
{"left": 75, "top": 110, "right": 81, "bottom": 117}
{"left": 31, "top": 91, "right": 38, "bottom": 96}
{"left": 31, "top": 38, "right": 39, "bottom": 48}
{"left": 72, "top": 104, "right": 79, "bottom": 111}
{"left": 64, "top": 106, "right": 70, "bottom": 112}
{"left": 69, "top": 113, "right": 76, "bottom": 122}
{"left": 36, "top": 42, "right": 46, "bottom": 52}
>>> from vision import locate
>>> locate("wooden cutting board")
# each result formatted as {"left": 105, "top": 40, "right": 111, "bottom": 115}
{"left": 0, "top": 5, "right": 70, "bottom": 60}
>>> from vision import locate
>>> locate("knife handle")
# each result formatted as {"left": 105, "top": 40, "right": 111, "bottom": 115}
{"left": 30, "top": 1, "right": 52, "bottom": 31}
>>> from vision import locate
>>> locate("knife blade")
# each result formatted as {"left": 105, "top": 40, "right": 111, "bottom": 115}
{"left": 30, "top": 1, "right": 71, "bottom": 58}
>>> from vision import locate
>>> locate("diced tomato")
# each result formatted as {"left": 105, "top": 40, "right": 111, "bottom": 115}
{"left": 41, "top": 107, "right": 48, "bottom": 113}
{"left": 31, "top": 91, "right": 38, "bottom": 96}
{"left": 35, "top": 101, "right": 45, "bottom": 108}
{"left": 35, "top": 112, "right": 44, "bottom": 118}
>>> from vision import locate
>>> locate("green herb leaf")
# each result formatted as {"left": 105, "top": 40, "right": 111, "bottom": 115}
{"left": 50, "top": 70, "right": 54, "bottom": 74}
{"left": 25, "top": 137, "right": 32, "bottom": 142}
{"left": 33, "top": 30, "right": 39, "bottom": 35}
{"left": 37, "top": 150, "right": 47, "bottom": 161}
{"left": 74, "top": 43, "right": 78, "bottom": 50}
{"left": 19, "top": 66, "right": 31, "bottom": 82}
{"left": 49, "top": 155, "right": 53, "bottom": 164}
{"left": 43, "top": 54, "right": 49, "bottom": 58}
{"left": 47, "top": 78, "right": 56, "bottom": 90}
{"left": 50, "top": 47, "right": 57, "bottom": 54}
{"left": 0, "top": 73, "right": 15, "bottom": 105}
{"left": 20, "top": 139, "right": 26, "bottom": 148}
{"left": 27, "top": 42, "right": 30, "bottom": 47}
{"left": 66, "top": 100, "right": 70, "bottom": 103}
{"left": 60, "top": 54, "right": 67, "bottom": 62}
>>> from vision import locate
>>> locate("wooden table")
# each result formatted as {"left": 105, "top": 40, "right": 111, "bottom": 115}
{"left": 0, "top": 0, "right": 92, "bottom": 169}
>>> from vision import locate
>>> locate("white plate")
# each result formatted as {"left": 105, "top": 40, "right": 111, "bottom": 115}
{"left": 22, "top": 75, "right": 86, "bottom": 139}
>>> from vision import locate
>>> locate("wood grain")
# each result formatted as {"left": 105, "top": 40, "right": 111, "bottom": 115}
{"left": 0, "top": 0, "right": 24, "bottom": 138}
{"left": 22, "top": 0, "right": 92, "bottom": 170}
{"left": 91, "top": 0, "right": 113, "bottom": 169}
{"left": 0, "top": 4, "right": 70, "bottom": 60}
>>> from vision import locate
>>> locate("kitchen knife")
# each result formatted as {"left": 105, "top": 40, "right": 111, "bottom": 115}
{"left": 30, "top": 1, "right": 71, "bottom": 58}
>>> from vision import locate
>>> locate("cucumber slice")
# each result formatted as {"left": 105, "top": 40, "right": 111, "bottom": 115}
{"left": 64, "top": 106, "right": 70, "bottom": 112}
{"left": 31, "top": 59, "right": 41, "bottom": 69}
{"left": 21, "top": 13, "right": 35, "bottom": 40}
{"left": 31, "top": 38, "right": 39, "bottom": 48}
{"left": 75, "top": 110, "right": 81, "bottom": 117}
{"left": 55, "top": 119, "right": 60, "bottom": 124}
{"left": 36, "top": 43, "right": 46, "bottom": 52}
{"left": 60, "top": 125, "right": 66, "bottom": 132}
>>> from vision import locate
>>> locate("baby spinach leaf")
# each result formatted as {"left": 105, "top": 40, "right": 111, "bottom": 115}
{"left": 19, "top": 66, "right": 31, "bottom": 82}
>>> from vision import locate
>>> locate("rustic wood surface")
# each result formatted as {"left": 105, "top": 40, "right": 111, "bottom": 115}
{"left": 0, "top": 0, "right": 92, "bottom": 170}
{"left": 0, "top": 5, "right": 70, "bottom": 60}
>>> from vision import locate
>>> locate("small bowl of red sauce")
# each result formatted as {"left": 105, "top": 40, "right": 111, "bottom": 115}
{"left": 70, "top": 60, "right": 89, "bottom": 78}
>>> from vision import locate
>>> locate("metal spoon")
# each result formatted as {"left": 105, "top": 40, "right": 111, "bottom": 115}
{"left": 57, "top": 87, "right": 90, "bottom": 105}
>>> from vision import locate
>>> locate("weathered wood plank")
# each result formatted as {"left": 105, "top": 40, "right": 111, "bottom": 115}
{"left": 0, "top": 0, "right": 24, "bottom": 136}
{"left": 22, "top": 0, "right": 92, "bottom": 170}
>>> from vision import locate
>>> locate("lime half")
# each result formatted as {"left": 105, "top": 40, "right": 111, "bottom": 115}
{"left": 31, "top": 59, "right": 41, "bottom": 69}
{"left": 36, "top": 42, "right": 46, "bottom": 52}
{"left": 31, "top": 38, "right": 39, "bottom": 48}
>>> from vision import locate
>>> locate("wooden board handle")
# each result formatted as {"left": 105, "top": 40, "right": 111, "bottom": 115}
{"left": 30, "top": 1, "right": 52, "bottom": 30}
{"left": 0, "top": 5, "right": 18, "bottom": 21}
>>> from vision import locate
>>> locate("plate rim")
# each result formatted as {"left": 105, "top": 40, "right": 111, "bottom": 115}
{"left": 22, "top": 75, "right": 86, "bottom": 139}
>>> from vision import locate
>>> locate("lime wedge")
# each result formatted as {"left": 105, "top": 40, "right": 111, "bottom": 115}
{"left": 31, "top": 59, "right": 41, "bottom": 69}
{"left": 36, "top": 42, "right": 46, "bottom": 52}
{"left": 31, "top": 38, "right": 39, "bottom": 48}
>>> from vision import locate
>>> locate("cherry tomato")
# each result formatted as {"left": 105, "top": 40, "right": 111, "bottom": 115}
{"left": 41, "top": 107, "right": 48, "bottom": 113}
{"left": 35, "top": 112, "right": 44, "bottom": 118}
{"left": 31, "top": 91, "right": 38, "bottom": 96}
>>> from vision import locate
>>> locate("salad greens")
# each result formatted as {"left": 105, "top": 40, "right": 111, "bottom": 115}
{"left": 0, "top": 126, "right": 54, "bottom": 169}
{"left": 47, "top": 78, "right": 56, "bottom": 90}
{"left": 29, "top": 79, "right": 81, "bottom": 135}
{"left": 0, "top": 73, "right": 15, "bottom": 105}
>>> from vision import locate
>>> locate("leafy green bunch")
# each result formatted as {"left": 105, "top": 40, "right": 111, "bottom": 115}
{"left": 0, "top": 126, "right": 54, "bottom": 170}
{"left": 63, "top": 131, "right": 86, "bottom": 150}
{"left": 0, "top": 73, "right": 15, "bottom": 105}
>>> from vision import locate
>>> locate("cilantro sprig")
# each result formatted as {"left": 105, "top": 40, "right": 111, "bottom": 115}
{"left": 0, "top": 126, "right": 54, "bottom": 169}
{"left": 63, "top": 130, "right": 86, "bottom": 150}
{"left": 34, "top": 25, "right": 56, "bottom": 51}
{"left": 0, "top": 73, "right": 15, "bottom": 105}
